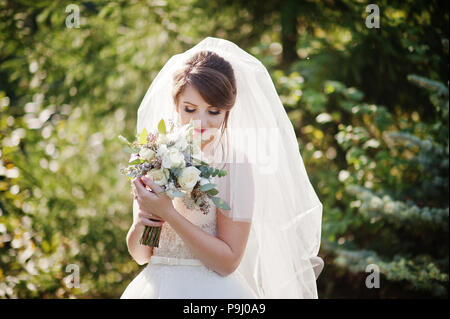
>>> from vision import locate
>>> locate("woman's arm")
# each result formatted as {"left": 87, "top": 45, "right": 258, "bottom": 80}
{"left": 126, "top": 198, "right": 165, "bottom": 265}
{"left": 126, "top": 222, "right": 153, "bottom": 265}
{"left": 164, "top": 206, "right": 251, "bottom": 277}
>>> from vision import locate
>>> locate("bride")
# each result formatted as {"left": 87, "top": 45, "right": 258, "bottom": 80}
{"left": 120, "top": 37, "right": 324, "bottom": 299}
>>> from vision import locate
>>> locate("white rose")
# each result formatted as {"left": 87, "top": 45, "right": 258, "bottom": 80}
{"left": 162, "top": 147, "right": 185, "bottom": 169}
{"left": 145, "top": 168, "right": 169, "bottom": 186}
{"left": 168, "top": 129, "right": 188, "bottom": 151}
{"left": 139, "top": 148, "right": 156, "bottom": 161}
{"left": 156, "top": 144, "right": 168, "bottom": 158}
{"left": 178, "top": 166, "right": 201, "bottom": 192}
{"left": 174, "top": 135, "right": 188, "bottom": 151}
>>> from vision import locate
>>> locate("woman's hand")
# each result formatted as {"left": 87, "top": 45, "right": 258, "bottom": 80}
{"left": 135, "top": 210, "right": 165, "bottom": 228}
{"left": 132, "top": 176, "right": 176, "bottom": 222}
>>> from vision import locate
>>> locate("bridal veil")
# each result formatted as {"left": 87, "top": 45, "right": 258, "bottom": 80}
{"left": 135, "top": 37, "right": 323, "bottom": 298}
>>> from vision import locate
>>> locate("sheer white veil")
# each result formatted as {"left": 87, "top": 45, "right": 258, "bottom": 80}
{"left": 135, "top": 37, "right": 323, "bottom": 298}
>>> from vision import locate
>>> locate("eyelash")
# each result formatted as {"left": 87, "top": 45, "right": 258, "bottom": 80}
{"left": 184, "top": 107, "right": 221, "bottom": 115}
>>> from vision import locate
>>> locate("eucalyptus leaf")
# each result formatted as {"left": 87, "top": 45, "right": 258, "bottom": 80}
{"left": 169, "top": 189, "right": 185, "bottom": 197}
{"left": 123, "top": 146, "right": 140, "bottom": 154}
{"left": 211, "top": 196, "right": 231, "bottom": 210}
{"left": 192, "top": 157, "right": 209, "bottom": 166}
{"left": 206, "top": 188, "right": 219, "bottom": 196}
{"left": 171, "top": 168, "right": 182, "bottom": 177}
{"left": 200, "top": 183, "right": 216, "bottom": 191}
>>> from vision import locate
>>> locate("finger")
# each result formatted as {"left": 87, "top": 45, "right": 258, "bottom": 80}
{"left": 133, "top": 177, "right": 152, "bottom": 197}
{"left": 132, "top": 177, "right": 143, "bottom": 188}
{"left": 138, "top": 210, "right": 164, "bottom": 222}
{"left": 141, "top": 176, "right": 164, "bottom": 194}
{"left": 139, "top": 217, "right": 164, "bottom": 227}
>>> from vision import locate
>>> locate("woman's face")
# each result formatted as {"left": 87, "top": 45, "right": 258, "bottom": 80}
{"left": 176, "top": 84, "right": 226, "bottom": 148}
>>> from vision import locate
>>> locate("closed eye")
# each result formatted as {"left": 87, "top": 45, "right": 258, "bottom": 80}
{"left": 184, "top": 107, "right": 221, "bottom": 115}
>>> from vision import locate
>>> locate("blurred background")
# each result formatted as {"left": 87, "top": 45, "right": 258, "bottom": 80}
{"left": 0, "top": 0, "right": 448, "bottom": 298}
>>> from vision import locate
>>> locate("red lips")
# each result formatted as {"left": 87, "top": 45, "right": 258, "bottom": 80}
{"left": 194, "top": 128, "right": 206, "bottom": 133}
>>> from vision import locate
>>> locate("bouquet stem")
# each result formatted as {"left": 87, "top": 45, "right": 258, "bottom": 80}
{"left": 139, "top": 221, "right": 162, "bottom": 247}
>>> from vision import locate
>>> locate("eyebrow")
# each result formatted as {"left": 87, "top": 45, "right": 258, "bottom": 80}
{"left": 183, "top": 101, "right": 215, "bottom": 108}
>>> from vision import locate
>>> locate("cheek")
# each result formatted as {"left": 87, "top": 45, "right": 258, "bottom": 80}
{"left": 178, "top": 110, "right": 190, "bottom": 126}
{"left": 209, "top": 114, "right": 225, "bottom": 129}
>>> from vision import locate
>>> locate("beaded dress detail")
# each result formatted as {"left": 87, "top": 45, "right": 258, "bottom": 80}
{"left": 152, "top": 196, "right": 217, "bottom": 259}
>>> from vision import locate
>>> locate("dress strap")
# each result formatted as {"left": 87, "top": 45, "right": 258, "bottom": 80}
{"left": 149, "top": 255, "right": 203, "bottom": 266}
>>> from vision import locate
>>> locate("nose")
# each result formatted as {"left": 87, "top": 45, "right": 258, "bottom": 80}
{"left": 191, "top": 111, "right": 209, "bottom": 129}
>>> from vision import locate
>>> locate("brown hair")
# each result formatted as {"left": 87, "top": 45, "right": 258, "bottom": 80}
{"left": 172, "top": 50, "right": 237, "bottom": 137}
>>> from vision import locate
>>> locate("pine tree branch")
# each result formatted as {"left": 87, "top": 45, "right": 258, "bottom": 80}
{"left": 346, "top": 185, "right": 449, "bottom": 231}
{"left": 322, "top": 241, "right": 449, "bottom": 297}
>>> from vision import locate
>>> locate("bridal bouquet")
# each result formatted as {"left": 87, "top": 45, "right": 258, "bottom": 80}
{"left": 118, "top": 118, "right": 230, "bottom": 247}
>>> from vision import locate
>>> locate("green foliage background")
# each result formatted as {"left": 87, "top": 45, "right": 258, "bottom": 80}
{"left": 0, "top": 0, "right": 448, "bottom": 298}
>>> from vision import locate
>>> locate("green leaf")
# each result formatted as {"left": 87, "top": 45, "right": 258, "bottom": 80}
{"left": 206, "top": 188, "right": 219, "bottom": 196}
{"left": 123, "top": 146, "right": 140, "bottom": 154}
{"left": 200, "top": 183, "right": 216, "bottom": 191}
{"left": 139, "top": 128, "right": 148, "bottom": 145}
{"left": 169, "top": 189, "right": 185, "bottom": 197}
{"left": 129, "top": 159, "right": 144, "bottom": 165}
{"left": 192, "top": 157, "right": 209, "bottom": 166}
{"left": 118, "top": 135, "right": 131, "bottom": 145}
{"left": 158, "top": 119, "right": 166, "bottom": 135}
{"left": 211, "top": 196, "right": 231, "bottom": 210}
{"left": 171, "top": 168, "right": 182, "bottom": 177}
{"left": 218, "top": 170, "right": 227, "bottom": 177}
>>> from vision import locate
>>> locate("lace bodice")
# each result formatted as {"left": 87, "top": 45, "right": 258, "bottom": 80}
{"left": 152, "top": 195, "right": 218, "bottom": 259}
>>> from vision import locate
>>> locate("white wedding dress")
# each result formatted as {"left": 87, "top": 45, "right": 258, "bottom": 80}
{"left": 120, "top": 177, "right": 257, "bottom": 299}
